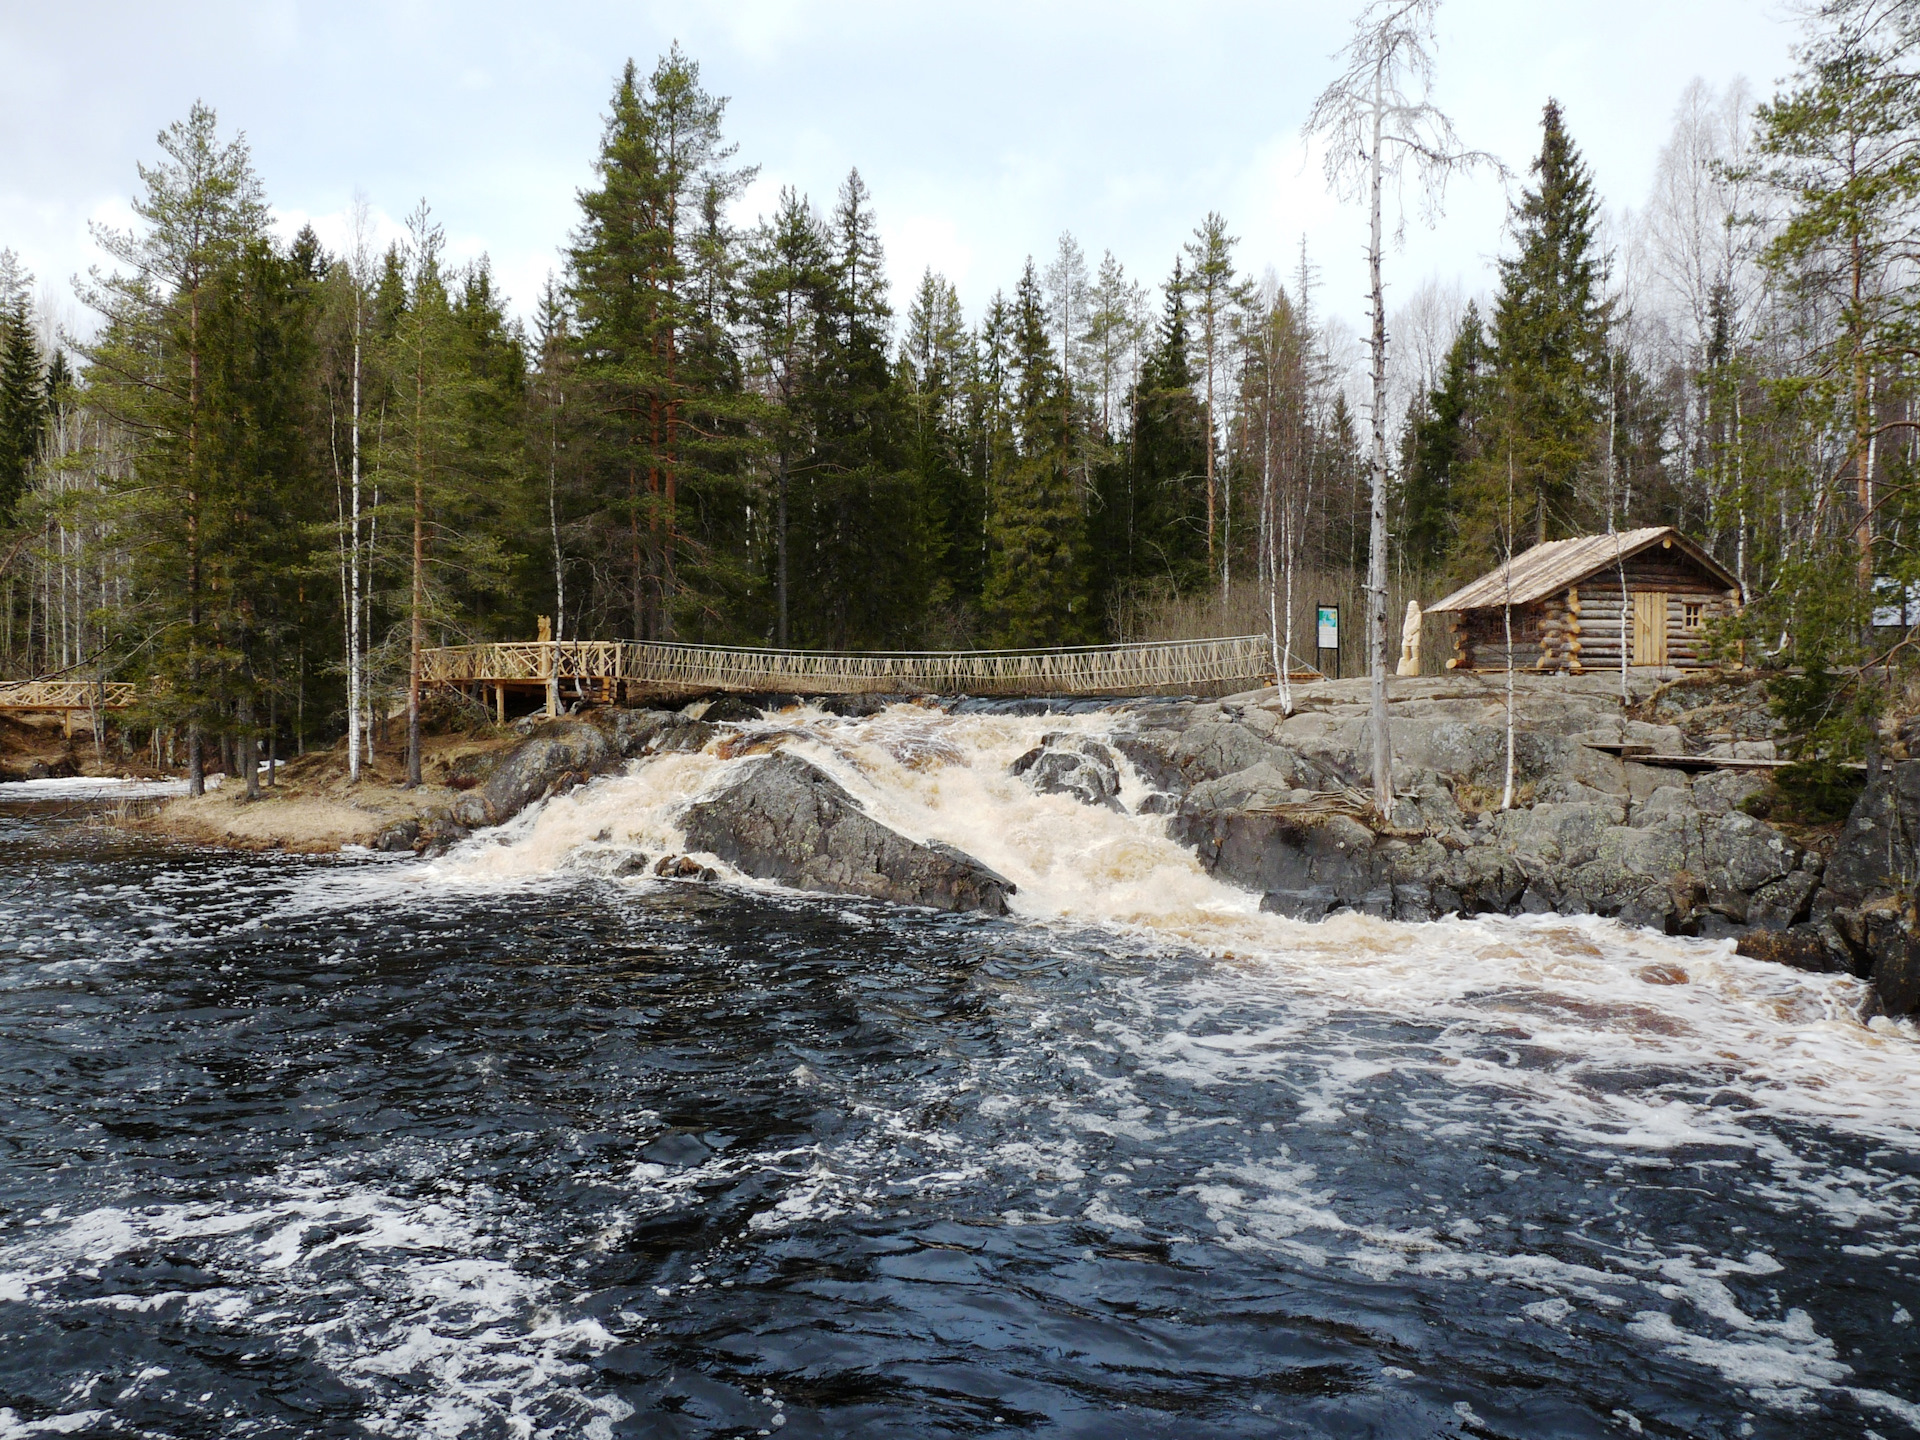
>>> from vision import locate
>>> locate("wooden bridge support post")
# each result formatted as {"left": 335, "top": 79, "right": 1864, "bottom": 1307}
{"left": 494, "top": 684, "right": 505, "bottom": 726}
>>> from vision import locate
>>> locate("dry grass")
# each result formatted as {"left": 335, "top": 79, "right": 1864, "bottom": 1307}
{"left": 1112, "top": 566, "right": 1457, "bottom": 678}
{"left": 129, "top": 726, "right": 520, "bottom": 853}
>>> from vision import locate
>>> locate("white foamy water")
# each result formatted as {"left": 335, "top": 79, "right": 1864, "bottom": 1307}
{"left": 413, "top": 702, "right": 1920, "bottom": 1131}
{"left": 0, "top": 1168, "right": 633, "bottom": 1439}
{"left": 399, "top": 704, "right": 1920, "bottom": 1424}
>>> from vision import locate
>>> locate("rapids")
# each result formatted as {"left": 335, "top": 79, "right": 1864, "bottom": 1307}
{"left": 1, "top": 703, "right": 1917, "bottom": 1437}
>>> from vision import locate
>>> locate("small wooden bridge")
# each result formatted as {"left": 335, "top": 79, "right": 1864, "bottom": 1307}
{"left": 422, "top": 635, "right": 1276, "bottom": 715}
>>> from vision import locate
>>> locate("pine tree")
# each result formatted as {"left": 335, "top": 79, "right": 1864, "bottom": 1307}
{"left": 82, "top": 101, "right": 270, "bottom": 795}
{"left": 1478, "top": 99, "right": 1611, "bottom": 550}
{"left": 380, "top": 205, "right": 516, "bottom": 783}
{"left": 985, "top": 260, "right": 1089, "bottom": 645}
{"left": 568, "top": 48, "right": 753, "bottom": 642}
{"left": 1183, "top": 213, "right": 1242, "bottom": 584}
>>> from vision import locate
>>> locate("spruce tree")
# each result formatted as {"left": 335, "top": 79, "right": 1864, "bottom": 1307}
{"left": 1400, "top": 302, "right": 1486, "bottom": 571}
{"left": 903, "top": 268, "right": 981, "bottom": 634}
{"left": 0, "top": 291, "right": 46, "bottom": 527}
{"left": 789, "top": 169, "right": 922, "bottom": 648}
{"left": 743, "top": 188, "right": 830, "bottom": 645}
{"left": 1091, "top": 262, "right": 1207, "bottom": 617}
{"left": 1480, "top": 99, "right": 1611, "bottom": 550}
{"left": 984, "top": 260, "right": 1089, "bottom": 645}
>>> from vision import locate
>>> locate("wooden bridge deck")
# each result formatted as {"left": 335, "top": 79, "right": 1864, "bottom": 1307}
{"left": 422, "top": 636, "right": 1275, "bottom": 703}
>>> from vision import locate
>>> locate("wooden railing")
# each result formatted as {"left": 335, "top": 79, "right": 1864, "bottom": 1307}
{"left": 421, "top": 636, "right": 1274, "bottom": 698}
{"left": 0, "top": 680, "right": 138, "bottom": 711}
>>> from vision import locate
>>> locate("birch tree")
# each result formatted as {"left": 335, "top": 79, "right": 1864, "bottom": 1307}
{"left": 1305, "top": 0, "right": 1502, "bottom": 818}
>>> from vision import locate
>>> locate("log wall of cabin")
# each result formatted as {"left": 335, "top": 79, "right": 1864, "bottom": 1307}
{"left": 1449, "top": 544, "right": 1739, "bottom": 673}
{"left": 1568, "top": 549, "right": 1736, "bottom": 671}
{"left": 1457, "top": 604, "right": 1548, "bottom": 672}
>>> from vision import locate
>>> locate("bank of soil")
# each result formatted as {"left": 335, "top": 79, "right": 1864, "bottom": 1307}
{"left": 0, "top": 711, "right": 153, "bottom": 782}
{"left": 126, "top": 729, "right": 516, "bottom": 853}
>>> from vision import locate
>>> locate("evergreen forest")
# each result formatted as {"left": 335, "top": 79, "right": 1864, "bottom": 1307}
{"left": 4, "top": 1, "right": 1920, "bottom": 779}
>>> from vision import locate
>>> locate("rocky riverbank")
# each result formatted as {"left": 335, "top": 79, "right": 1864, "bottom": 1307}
{"left": 131, "top": 671, "right": 1920, "bottom": 1016}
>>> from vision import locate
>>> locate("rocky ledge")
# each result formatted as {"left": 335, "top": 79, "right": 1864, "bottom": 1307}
{"left": 363, "top": 672, "right": 1917, "bottom": 1015}
{"left": 1071, "top": 673, "right": 1915, "bottom": 1016}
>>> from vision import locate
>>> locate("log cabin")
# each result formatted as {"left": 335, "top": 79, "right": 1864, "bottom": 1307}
{"left": 1425, "top": 526, "right": 1742, "bottom": 674}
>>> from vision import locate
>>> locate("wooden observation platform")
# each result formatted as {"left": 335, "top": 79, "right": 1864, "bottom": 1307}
{"left": 0, "top": 680, "right": 137, "bottom": 712}
{"left": 421, "top": 634, "right": 1276, "bottom": 717}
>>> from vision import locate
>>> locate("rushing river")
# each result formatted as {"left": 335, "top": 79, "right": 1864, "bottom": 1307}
{"left": 1, "top": 710, "right": 1918, "bottom": 1439}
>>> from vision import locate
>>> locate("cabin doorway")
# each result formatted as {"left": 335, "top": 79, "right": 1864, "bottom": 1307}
{"left": 1632, "top": 592, "right": 1668, "bottom": 666}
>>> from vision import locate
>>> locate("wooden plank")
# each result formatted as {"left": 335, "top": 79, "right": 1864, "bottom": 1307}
{"left": 1633, "top": 592, "right": 1667, "bottom": 666}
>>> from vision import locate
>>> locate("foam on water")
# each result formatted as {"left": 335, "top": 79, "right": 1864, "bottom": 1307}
{"left": 404, "top": 702, "right": 1920, "bottom": 1426}
{"left": 0, "top": 1167, "right": 633, "bottom": 1438}
{"left": 425, "top": 705, "right": 1920, "bottom": 1136}
{"left": 16, "top": 704, "right": 1911, "bottom": 1431}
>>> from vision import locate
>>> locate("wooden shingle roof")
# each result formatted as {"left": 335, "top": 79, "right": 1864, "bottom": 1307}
{"left": 1425, "top": 527, "right": 1738, "bottom": 613}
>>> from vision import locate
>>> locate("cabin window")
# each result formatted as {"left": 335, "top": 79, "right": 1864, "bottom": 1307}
{"left": 1683, "top": 602, "right": 1704, "bottom": 630}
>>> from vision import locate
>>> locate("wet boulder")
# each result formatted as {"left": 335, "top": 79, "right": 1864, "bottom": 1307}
{"left": 1174, "top": 803, "right": 1381, "bottom": 922}
{"left": 1009, "top": 735, "right": 1123, "bottom": 810}
{"left": 1822, "top": 760, "right": 1920, "bottom": 904}
{"left": 1736, "top": 923, "right": 1854, "bottom": 975}
{"left": 697, "top": 694, "right": 765, "bottom": 724}
{"left": 613, "top": 709, "right": 715, "bottom": 759}
{"left": 452, "top": 719, "right": 620, "bottom": 828}
{"left": 680, "top": 750, "right": 1015, "bottom": 915}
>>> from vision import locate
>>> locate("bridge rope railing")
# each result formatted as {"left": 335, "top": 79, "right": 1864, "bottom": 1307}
{"left": 420, "top": 635, "right": 1276, "bottom": 698}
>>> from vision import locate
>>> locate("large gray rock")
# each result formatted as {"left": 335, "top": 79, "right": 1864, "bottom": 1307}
{"left": 452, "top": 719, "right": 619, "bottom": 828}
{"left": 1704, "top": 813, "right": 1799, "bottom": 909}
{"left": 1009, "top": 736, "right": 1124, "bottom": 810}
{"left": 1693, "top": 768, "right": 1770, "bottom": 818}
{"left": 1861, "top": 901, "right": 1920, "bottom": 1015}
{"left": 1112, "top": 720, "right": 1316, "bottom": 794}
{"left": 614, "top": 709, "right": 715, "bottom": 758}
{"left": 1494, "top": 801, "right": 1628, "bottom": 868}
{"left": 1172, "top": 801, "right": 1380, "bottom": 921}
{"left": 680, "top": 751, "right": 1014, "bottom": 915}
{"left": 1823, "top": 761, "right": 1920, "bottom": 903}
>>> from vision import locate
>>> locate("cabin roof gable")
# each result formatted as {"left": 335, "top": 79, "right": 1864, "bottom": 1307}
{"left": 1425, "top": 527, "right": 1738, "bottom": 614}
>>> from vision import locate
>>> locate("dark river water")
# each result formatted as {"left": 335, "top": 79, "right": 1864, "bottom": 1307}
{"left": 1, "top": 779, "right": 1917, "bottom": 1439}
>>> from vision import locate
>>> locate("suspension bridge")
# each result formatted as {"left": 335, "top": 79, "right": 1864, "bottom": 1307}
{"left": 419, "top": 635, "right": 1278, "bottom": 716}
{"left": 0, "top": 635, "right": 1283, "bottom": 723}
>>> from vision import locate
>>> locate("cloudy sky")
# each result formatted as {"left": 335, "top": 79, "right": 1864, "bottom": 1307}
{"left": 3, "top": 1, "right": 1802, "bottom": 346}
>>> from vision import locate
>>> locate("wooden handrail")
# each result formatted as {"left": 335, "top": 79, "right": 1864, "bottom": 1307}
{"left": 0, "top": 680, "right": 138, "bottom": 711}
{"left": 421, "top": 636, "right": 1274, "bottom": 698}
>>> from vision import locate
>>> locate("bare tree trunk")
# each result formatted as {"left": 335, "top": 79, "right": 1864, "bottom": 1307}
{"left": 776, "top": 447, "right": 790, "bottom": 648}
{"left": 549, "top": 395, "right": 565, "bottom": 644}
{"left": 348, "top": 308, "right": 363, "bottom": 782}
{"left": 1365, "top": 68, "right": 1394, "bottom": 820}
{"left": 1503, "top": 452, "right": 1517, "bottom": 811}
{"left": 406, "top": 359, "right": 424, "bottom": 788}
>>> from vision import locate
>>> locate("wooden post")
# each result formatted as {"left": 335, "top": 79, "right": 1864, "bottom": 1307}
{"left": 539, "top": 615, "right": 558, "bottom": 719}
{"left": 495, "top": 683, "right": 505, "bottom": 726}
